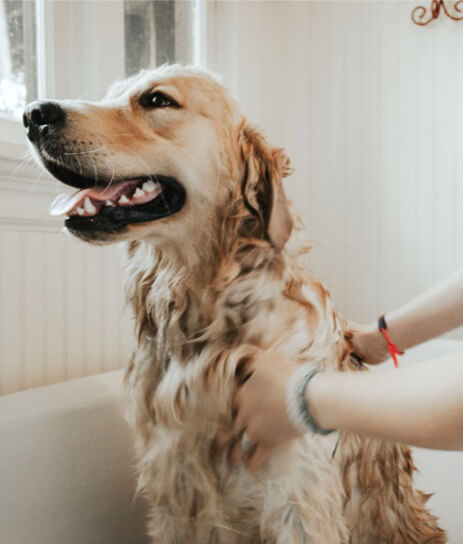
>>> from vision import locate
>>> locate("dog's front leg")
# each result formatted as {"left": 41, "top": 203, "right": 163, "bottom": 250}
{"left": 133, "top": 347, "right": 265, "bottom": 544}
{"left": 254, "top": 437, "right": 349, "bottom": 544}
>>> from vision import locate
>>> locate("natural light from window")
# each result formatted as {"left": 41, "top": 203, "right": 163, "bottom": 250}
{"left": 124, "top": 0, "right": 193, "bottom": 76}
{"left": 0, "top": 0, "right": 37, "bottom": 119}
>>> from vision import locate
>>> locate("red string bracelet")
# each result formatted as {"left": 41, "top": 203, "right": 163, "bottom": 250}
{"left": 378, "top": 315, "right": 403, "bottom": 368}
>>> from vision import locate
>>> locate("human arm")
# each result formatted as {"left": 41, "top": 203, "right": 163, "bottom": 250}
{"left": 352, "top": 267, "right": 463, "bottom": 363}
{"left": 308, "top": 353, "right": 463, "bottom": 450}
{"left": 231, "top": 351, "right": 463, "bottom": 471}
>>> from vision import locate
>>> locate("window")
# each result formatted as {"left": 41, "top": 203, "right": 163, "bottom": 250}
{"left": 0, "top": 0, "right": 37, "bottom": 119}
{"left": 124, "top": 0, "right": 194, "bottom": 76}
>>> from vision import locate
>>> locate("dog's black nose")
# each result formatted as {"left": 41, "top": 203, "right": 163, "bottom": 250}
{"left": 23, "top": 101, "right": 66, "bottom": 143}
{"left": 29, "top": 101, "right": 64, "bottom": 126}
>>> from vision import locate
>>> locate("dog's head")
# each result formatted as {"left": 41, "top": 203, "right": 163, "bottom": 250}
{"left": 24, "top": 65, "right": 292, "bottom": 250}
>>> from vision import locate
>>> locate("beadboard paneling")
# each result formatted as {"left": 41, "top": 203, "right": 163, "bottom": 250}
{"left": 0, "top": 167, "right": 134, "bottom": 395}
{"left": 303, "top": 1, "right": 463, "bottom": 339}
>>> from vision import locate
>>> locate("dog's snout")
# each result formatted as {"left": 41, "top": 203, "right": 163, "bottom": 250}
{"left": 24, "top": 101, "right": 66, "bottom": 143}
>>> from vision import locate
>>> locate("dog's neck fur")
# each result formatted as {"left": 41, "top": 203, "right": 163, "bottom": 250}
{"left": 123, "top": 216, "right": 282, "bottom": 367}
{"left": 124, "top": 239, "right": 209, "bottom": 364}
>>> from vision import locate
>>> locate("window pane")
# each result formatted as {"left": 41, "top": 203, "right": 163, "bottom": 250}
{"left": 124, "top": 0, "right": 194, "bottom": 77}
{"left": 0, "top": 0, "right": 37, "bottom": 118}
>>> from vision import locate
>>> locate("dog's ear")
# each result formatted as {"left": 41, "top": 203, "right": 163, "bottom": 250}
{"left": 240, "top": 125, "right": 293, "bottom": 250}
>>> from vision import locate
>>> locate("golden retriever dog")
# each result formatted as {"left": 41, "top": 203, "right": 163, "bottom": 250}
{"left": 24, "top": 65, "right": 445, "bottom": 543}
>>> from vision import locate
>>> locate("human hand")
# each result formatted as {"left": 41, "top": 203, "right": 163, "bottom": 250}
{"left": 227, "top": 352, "right": 305, "bottom": 472}
{"left": 349, "top": 321, "right": 389, "bottom": 364}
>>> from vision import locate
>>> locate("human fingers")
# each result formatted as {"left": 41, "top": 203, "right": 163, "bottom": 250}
{"left": 212, "top": 427, "right": 235, "bottom": 457}
{"left": 246, "top": 443, "right": 271, "bottom": 473}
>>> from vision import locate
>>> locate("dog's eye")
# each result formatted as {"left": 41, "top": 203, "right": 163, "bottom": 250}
{"left": 139, "top": 91, "right": 179, "bottom": 109}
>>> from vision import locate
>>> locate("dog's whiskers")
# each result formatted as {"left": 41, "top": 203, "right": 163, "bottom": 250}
{"left": 106, "top": 157, "right": 116, "bottom": 191}
{"left": 10, "top": 150, "right": 35, "bottom": 179}
{"left": 63, "top": 146, "right": 106, "bottom": 155}
{"left": 75, "top": 154, "right": 84, "bottom": 179}
{"left": 25, "top": 163, "right": 46, "bottom": 199}
{"left": 88, "top": 153, "right": 99, "bottom": 185}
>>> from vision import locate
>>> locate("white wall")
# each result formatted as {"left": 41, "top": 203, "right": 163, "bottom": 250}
{"left": 213, "top": 0, "right": 463, "bottom": 339}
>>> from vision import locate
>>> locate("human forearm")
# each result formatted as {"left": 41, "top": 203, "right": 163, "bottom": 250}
{"left": 385, "top": 267, "right": 463, "bottom": 351}
{"left": 352, "top": 267, "right": 463, "bottom": 363}
{"left": 307, "top": 353, "right": 463, "bottom": 450}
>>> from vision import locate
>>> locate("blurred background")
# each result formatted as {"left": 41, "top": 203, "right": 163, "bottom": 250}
{"left": 1, "top": 0, "right": 462, "bottom": 395}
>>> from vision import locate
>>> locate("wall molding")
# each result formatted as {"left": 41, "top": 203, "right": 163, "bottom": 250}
{"left": 0, "top": 175, "right": 59, "bottom": 196}
{"left": 0, "top": 216, "right": 62, "bottom": 232}
{"left": 0, "top": 155, "right": 59, "bottom": 196}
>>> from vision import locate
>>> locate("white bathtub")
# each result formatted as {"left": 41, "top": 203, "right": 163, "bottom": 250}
{"left": 0, "top": 340, "right": 462, "bottom": 543}
{"left": 0, "top": 371, "right": 150, "bottom": 544}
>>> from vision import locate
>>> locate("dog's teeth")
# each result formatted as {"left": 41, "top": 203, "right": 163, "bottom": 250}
{"left": 105, "top": 200, "right": 115, "bottom": 207}
{"left": 133, "top": 187, "right": 145, "bottom": 198}
{"left": 142, "top": 180, "right": 156, "bottom": 193}
{"left": 77, "top": 207, "right": 85, "bottom": 216}
{"left": 119, "top": 195, "right": 130, "bottom": 205}
{"left": 84, "top": 197, "right": 96, "bottom": 214}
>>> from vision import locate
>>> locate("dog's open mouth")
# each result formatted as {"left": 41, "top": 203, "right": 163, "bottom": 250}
{"left": 48, "top": 167, "right": 186, "bottom": 234}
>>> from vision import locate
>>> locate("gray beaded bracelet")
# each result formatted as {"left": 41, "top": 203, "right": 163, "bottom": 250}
{"left": 286, "top": 364, "right": 335, "bottom": 436}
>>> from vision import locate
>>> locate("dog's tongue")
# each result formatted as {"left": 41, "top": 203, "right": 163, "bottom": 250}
{"left": 50, "top": 180, "right": 140, "bottom": 216}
